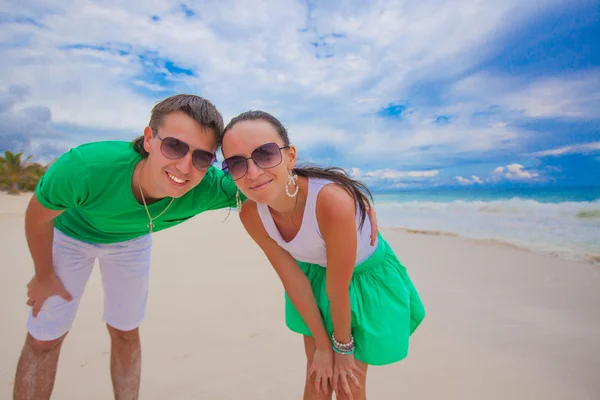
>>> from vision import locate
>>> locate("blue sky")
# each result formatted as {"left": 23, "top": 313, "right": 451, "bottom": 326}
{"left": 1, "top": 0, "right": 599, "bottom": 190}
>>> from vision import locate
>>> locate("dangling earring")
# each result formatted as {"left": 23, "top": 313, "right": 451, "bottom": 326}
{"left": 236, "top": 189, "right": 243, "bottom": 213}
{"left": 286, "top": 172, "right": 299, "bottom": 198}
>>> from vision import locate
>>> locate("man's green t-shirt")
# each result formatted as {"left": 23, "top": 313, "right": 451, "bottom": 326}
{"left": 35, "top": 140, "right": 241, "bottom": 244}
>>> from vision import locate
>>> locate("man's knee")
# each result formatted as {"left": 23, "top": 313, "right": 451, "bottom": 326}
{"left": 107, "top": 324, "right": 139, "bottom": 343}
{"left": 26, "top": 333, "right": 67, "bottom": 353}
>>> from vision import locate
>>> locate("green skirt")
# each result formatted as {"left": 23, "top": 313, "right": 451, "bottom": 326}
{"left": 285, "top": 234, "right": 426, "bottom": 366}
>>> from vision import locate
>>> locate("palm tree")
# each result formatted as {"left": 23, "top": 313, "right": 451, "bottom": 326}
{"left": 0, "top": 151, "right": 47, "bottom": 194}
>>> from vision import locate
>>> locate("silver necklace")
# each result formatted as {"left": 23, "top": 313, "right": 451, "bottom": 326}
{"left": 279, "top": 192, "right": 300, "bottom": 223}
{"left": 136, "top": 161, "right": 174, "bottom": 233}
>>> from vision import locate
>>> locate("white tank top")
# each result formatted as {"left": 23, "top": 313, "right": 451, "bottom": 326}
{"left": 256, "top": 177, "right": 378, "bottom": 267}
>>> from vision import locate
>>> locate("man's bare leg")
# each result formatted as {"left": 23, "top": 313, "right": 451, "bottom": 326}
{"left": 13, "top": 332, "right": 67, "bottom": 400}
{"left": 107, "top": 325, "right": 142, "bottom": 400}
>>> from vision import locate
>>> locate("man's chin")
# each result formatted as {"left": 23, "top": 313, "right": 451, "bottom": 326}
{"left": 166, "top": 186, "right": 191, "bottom": 198}
{"left": 165, "top": 180, "right": 202, "bottom": 198}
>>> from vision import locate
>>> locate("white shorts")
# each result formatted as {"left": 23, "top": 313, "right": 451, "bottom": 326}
{"left": 27, "top": 229, "right": 152, "bottom": 341}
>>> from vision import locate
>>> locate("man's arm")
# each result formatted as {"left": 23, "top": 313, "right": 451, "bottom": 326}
{"left": 24, "top": 195, "right": 64, "bottom": 281}
{"left": 24, "top": 149, "right": 87, "bottom": 316}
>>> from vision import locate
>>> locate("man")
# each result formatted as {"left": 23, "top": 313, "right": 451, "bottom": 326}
{"left": 13, "top": 94, "right": 239, "bottom": 400}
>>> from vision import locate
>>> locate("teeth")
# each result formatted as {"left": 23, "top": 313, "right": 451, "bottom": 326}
{"left": 168, "top": 173, "right": 185, "bottom": 184}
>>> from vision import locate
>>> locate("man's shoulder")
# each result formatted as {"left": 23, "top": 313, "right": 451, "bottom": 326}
{"left": 44, "top": 140, "right": 139, "bottom": 180}
{"left": 67, "top": 140, "right": 139, "bottom": 168}
{"left": 72, "top": 140, "right": 136, "bottom": 159}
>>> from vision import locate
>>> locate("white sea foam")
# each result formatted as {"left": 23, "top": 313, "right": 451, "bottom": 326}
{"left": 375, "top": 198, "right": 600, "bottom": 264}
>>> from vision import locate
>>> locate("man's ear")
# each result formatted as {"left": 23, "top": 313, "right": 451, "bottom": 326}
{"left": 143, "top": 126, "right": 154, "bottom": 153}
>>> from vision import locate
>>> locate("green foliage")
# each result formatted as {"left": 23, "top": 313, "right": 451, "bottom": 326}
{"left": 0, "top": 150, "right": 49, "bottom": 194}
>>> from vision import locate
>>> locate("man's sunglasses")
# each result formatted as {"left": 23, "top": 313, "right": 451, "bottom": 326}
{"left": 221, "top": 142, "right": 289, "bottom": 181}
{"left": 154, "top": 130, "right": 216, "bottom": 170}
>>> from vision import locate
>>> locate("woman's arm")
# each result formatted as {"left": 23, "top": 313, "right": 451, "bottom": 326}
{"left": 239, "top": 201, "right": 331, "bottom": 350}
{"left": 316, "top": 185, "right": 358, "bottom": 344}
{"left": 316, "top": 184, "right": 366, "bottom": 398}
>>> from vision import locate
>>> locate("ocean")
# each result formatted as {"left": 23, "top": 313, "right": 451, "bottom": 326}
{"left": 371, "top": 186, "right": 600, "bottom": 264}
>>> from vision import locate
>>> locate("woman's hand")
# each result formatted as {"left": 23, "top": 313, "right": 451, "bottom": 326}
{"left": 332, "top": 352, "right": 365, "bottom": 400}
{"left": 308, "top": 347, "right": 334, "bottom": 394}
{"left": 366, "top": 206, "right": 378, "bottom": 246}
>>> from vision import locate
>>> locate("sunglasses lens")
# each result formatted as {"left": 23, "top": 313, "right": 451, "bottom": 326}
{"left": 222, "top": 143, "right": 284, "bottom": 180}
{"left": 223, "top": 156, "right": 248, "bottom": 180}
{"left": 192, "top": 150, "right": 215, "bottom": 170}
{"left": 253, "top": 142, "right": 282, "bottom": 169}
{"left": 161, "top": 137, "right": 188, "bottom": 159}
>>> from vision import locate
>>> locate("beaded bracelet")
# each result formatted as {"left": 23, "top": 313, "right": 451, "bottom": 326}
{"left": 332, "top": 333, "right": 354, "bottom": 348}
{"left": 332, "top": 333, "right": 355, "bottom": 355}
{"left": 333, "top": 338, "right": 354, "bottom": 351}
{"left": 333, "top": 346, "right": 354, "bottom": 355}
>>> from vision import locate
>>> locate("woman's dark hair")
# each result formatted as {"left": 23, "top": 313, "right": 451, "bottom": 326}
{"left": 222, "top": 110, "right": 374, "bottom": 230}
{"left": 132, "top": 94, "right": 224, "bottom": 158}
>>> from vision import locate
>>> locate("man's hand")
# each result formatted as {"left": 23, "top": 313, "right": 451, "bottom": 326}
{"left": 26, "top": 273, "right": 72, "bottom": 317}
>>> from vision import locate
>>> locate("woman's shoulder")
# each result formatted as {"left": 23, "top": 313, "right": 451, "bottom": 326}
{"left": 313, "top": 181, "right": 361, "bottom": 245}
{"left": 315, "top": 179, "right": 353, "bottom": 203}
{"left": 314, "top": 182, "right": 356, "bottom": 223}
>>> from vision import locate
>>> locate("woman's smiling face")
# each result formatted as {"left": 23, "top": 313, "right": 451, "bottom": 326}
{"left": 221, "top": 119, "right": 296, "bottom": 204}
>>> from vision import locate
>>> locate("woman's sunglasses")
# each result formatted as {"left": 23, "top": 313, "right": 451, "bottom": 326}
{"left": 221, "top": 142, "right": 289, "bottom": 181}
{"left": 154, "top": 130, "right": 216, "bottom": 170}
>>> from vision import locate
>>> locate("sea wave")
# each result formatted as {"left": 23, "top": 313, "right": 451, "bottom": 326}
{"left": 388, "top": 226, "right": 600, "bottom": 265}
{"left": 374, "top": 198, "right": 600, "bottom": 219}
{"left": 374, "top": 197, "right": 600, "bottom": 264}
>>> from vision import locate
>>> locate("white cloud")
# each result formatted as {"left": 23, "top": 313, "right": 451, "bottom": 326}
{"left": 454, "top": 164, "right": 544, "bottom": 185}
{"left": 492, "top": 163, "right": 540, "bottom": 181}
{"left": 352, "top": 167, "right": 439, "bottom": 181}
{"left": 529, "top": 142, "right": 600, "bottom": 157}
{"left": 509, "top": 72, "right": 600, "bottom": 119}
{"left": 0, "top": 0, "right": 587, "bottom": 167}
{"left": 455, "top": 175, "right": 483, "bottom": 185}
{"left": 310, "top": 0, "right": 571, "bottom": 103}
{"left": 450, "top": 70, "right": 600, "bottom": 120}
{"left": 0, "top": 85, "right": 63, "bottom": 157}
{"left": 339, "top": 108, "right": 525, "bottom": 166}
{"left": 285, "top": 123, "right": 348, "bottom": 149}
{"left": 545, "top": 165, "right": 562, "bottom": 173}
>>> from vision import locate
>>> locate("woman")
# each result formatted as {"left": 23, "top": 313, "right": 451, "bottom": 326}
{"left": 220, "top": 111, "right": 426, "bottom": 400}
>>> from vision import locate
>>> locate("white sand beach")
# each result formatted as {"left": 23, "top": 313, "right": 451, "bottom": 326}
{"left": 1, "top": 192, "right": 599, "bottom": 399}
